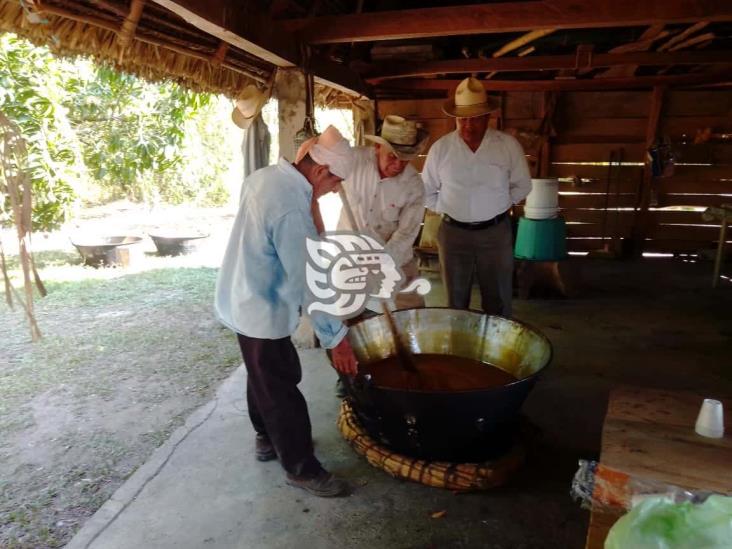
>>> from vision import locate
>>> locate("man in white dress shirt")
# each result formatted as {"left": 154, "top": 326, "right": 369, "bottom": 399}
{"left": 423, "top": 77, "right": 531, "bottom": 317}
{"left": 337, "top": 115, "right": 428, "bottom": 310}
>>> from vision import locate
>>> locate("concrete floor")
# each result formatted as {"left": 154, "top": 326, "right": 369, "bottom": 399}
{"left": 67, "top": 258, "right": 732, "bottom": 549}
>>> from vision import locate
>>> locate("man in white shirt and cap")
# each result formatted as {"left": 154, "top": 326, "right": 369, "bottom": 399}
{"left": 338, "top": 115, "right": 428, "bottom": 309}
{"left": 423, "top": 77, "right": 531, "bottom": 317}
{"left": 215, "top": 126, "right": 358, "bottom": 498}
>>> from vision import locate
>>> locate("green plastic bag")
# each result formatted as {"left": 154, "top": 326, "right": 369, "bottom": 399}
{"left": 605, "top": 495, "right": 732, "bottom": 549}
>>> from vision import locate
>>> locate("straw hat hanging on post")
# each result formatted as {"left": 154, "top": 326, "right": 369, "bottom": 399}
{"left": 231, "top": 84, "right": 269, "bottom": 130}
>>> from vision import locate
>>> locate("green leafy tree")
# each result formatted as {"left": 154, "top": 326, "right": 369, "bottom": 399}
{"left": 0, "top": 34, "right": 84, "bottom": 231}
{"left": 162, "top": 97, "right": 232, "bottom": 206}
{"left": 1, "top": 33, "right": 233, "bottom": 232}
{"left": 67, "top": 66, "right": 211, "bottom": 203}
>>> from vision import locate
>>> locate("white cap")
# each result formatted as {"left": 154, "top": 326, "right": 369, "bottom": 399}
{"left": 295, "top": 125, "right": 354, "bottom": 180}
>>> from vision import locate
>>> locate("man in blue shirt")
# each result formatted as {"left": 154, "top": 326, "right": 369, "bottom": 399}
{"left": 215, "top": 126, "right": 358, "bottom": 497}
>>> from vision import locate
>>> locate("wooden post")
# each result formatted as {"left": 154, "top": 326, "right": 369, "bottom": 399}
{"left": 712, "top": 218, "right": 727, "bottom": 288}
{"left": 274, "top": 68, "right": 306, "bottom": 162}
{"left": 538, "top": 91, "right": 557, "bottom": 177}
{"left": 353, "top": 99, "right": 376, "bottom": 146}
{"left": 630, "top": 85, "right": 665, "bottom": 257}
{"left": 118, "top": 0, "right": 146, "bottom": 49}
{"left": 275, "top": 68, "right": 315, "bottom": 347}
{"left": 539, "top": 140, "right": 550, "bottom": 178}
{"left": 210, "top": 41, "right": 229, "bottom": 66}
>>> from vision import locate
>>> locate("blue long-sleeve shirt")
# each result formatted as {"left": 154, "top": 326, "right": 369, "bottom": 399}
{"left": 215, "top": 158, "right": 347, "bottom": 348}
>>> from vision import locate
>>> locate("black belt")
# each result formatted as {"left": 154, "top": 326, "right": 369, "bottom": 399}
{"left": 443, "top": 210, "right": 509, "bottom": 230}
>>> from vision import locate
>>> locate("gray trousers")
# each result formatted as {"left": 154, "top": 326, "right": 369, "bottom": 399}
{"left": 437, "top": 216, "right": 514, "bottom": 317}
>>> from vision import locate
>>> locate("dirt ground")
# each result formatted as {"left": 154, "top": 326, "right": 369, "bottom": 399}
{"left": 513, "top": 257, "right": 732, "bottom": 454}
{"left": 0, "top": 202, "right": 242, "bottom": 548}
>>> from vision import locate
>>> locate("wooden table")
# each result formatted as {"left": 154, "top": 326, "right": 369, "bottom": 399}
{"left": 585, "top": 386, "right": 732, "bottom": 549}
{"left": 702, "top": 205, "right": 732, "bottom": 288}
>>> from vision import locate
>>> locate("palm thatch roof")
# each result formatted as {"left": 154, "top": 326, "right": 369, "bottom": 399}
{"left": 0, "top": 0, "right": 350, "bottom": 106}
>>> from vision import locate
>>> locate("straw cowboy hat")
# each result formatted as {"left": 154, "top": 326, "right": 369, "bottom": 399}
{"left": 364, "top": 115, "right": 429, "bottom": 160}
{"left": 443, "top": 77, "right": 500, "bottom": 118}
{"left": 231, "top": 85, "right": 268, "bottom": 129}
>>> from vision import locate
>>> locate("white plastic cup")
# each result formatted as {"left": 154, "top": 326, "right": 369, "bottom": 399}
{"left": 694, "top": 399, "right": 725, "bottom": 438}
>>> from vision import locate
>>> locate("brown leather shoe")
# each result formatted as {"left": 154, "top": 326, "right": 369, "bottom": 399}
{"left": 286, "top": 470, "right": 349, "bottom": 497}
{"left": 255, "top": 434, "right": 276, "bottom": 462}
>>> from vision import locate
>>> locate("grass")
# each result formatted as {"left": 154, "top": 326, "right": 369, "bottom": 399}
{"left": 1, "top": 250, "right": 242, "bottom": 548}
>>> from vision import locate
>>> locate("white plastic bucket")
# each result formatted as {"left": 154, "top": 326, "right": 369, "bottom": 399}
{"left": 524, "top": 206, "right": 558, "bottom": 220}
{"left": 526, "top": 178, "right": 559, "bottom": 209}
{"left": 525, "top": 178, "right": 559, "bottom": 219}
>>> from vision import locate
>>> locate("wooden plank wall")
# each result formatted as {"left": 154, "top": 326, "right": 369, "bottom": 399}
{"left": 378, "top": 89, "right": 732, "bottom": 255}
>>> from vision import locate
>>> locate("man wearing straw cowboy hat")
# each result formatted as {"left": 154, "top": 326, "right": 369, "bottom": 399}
{"left": 330, "top": 115, "right": 427, "bottom": 397}
{"left": 215, "top": 125, "right": 358, "bottom": 498}
{"left": 338, "top": 115, "right": 429, "bottom": 310}
{"left": 423, "top": 77, "right": 531, "bottom": 317}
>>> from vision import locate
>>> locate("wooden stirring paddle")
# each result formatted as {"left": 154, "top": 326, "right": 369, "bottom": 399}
{"left": 338, "top": 187, "right": 419, "bottom": 375}
{"left": 381, "top": 302, "right": 419, "bottom": 374}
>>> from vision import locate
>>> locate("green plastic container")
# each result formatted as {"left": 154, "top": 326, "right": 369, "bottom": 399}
{"left": 514, "top": 216, "right": 567, "bottom": 261}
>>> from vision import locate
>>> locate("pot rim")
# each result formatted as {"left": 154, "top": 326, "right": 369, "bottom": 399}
{"left": 148, "top": 233, "right": 209, "bottom": 241}
{"left": 349, "top": 306, "right": 553, "bottom": 394}
{"left": 71, "top": 235, "right": 144, "bottom": 248}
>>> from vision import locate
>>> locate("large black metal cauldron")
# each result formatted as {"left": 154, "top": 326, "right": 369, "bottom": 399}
{"left": 149, "top": 233, "right": 209, "bottom": 256}
{"left": 71, "top": 236, "right": 144, "bottom": 267}
{"left": 345, "top": 308, "right": 552, "bottom": 462}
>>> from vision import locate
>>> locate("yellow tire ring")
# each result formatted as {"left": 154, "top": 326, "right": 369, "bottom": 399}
{"left": 337, "top": 400, "right": 525, "bottom": 491}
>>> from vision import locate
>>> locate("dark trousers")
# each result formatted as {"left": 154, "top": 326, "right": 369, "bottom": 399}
{"left": 236, "top": 333, "right": 322, "bottom": 478}
{"left": 437, "top": 216, "right": 514, "bottom": 317}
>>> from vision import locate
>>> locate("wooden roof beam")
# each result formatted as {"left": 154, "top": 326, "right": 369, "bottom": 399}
{"left": 593, "top": 24, "right": 668, "bottom": 78}
{"left": 376, "top": 70, "right": 732, "bottom": 92}
{"left": 149, "top": 0, "right": 366, "bottom": 95}
{"left": 491, "top": 29, "right": 556, "bottom": 58}
{"left": 365, "top": 50, "right": 732, "bottom": 82}
{"left": 282, "top": 0, "right": 732, "bottom": 44}
{"left": 485, "top": 46, "right": 535, "bottom": 80}
{"left": 657, "top": 21, "right": 710, "bottom": 51}
{"left": 668, "top": 32, "right": 716, "bottom": 51}
{"left": 608, "top": 25, "right": 669, "bottom": 55}
{"left": 481, "top": 29, "right": 549, "bottom": 80}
